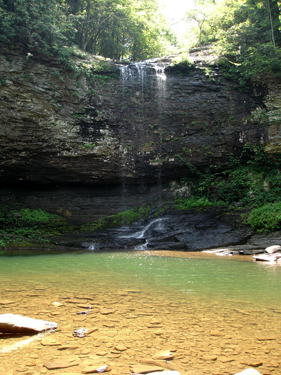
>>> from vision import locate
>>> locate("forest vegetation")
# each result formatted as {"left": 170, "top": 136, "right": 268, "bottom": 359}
{"left": 1, "top": 0, "right": 281, "bottom": 242}
{"left": 0, "top": 0, "right": 280, "bottom": 69}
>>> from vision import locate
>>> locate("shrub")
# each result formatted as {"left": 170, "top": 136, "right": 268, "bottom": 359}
{"left": 245, "top": 202, "right": 281, "bottom": 233}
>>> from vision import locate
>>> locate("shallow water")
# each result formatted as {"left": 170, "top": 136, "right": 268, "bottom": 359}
{"left": 0, "top": 251, "right": 281, "bottom": 375}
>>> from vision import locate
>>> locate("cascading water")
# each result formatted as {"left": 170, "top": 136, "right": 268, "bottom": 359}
{"left": 120, "top": 217, "right": 167, "bottom": 239}
{"left": 118, "top": 60, "right": 168, "bottom": 207}
{"left": 87, "top": 60, "right": 169, "bottom": 251}
{"left": 154, "top": 64, "right": 167, "bottom": 204}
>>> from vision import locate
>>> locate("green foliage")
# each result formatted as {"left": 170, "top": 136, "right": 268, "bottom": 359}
{"left": 244, "top": 202, "right": 281, "bottom": 233}
{"left": 81, "top": 205, "right": 151, "bottom": 232}
{"left": 177, "top": 143, "right": 281, "bottom": 233}
{"left": 216, "top": 144, "right": 281, "bottom": 206}
{"left": 0, "top": 0, "right": 175, "bottom": 60}
{"left": 0, "top": 0, "right": 75, "bottom": 56}
{"left": 167, "top": 56, "right": 197, "bottom": 74}
{"left": 0, "top": 206, "right": 70, "bottom": 247}
{"left": 84, "top": 143, "right": 96, "bottom": 148}
{"left": 174, "top": 197, "right": 225, "bottom": 210}
{"left": 182, "top": 0, "right": 281, "bottom": 88}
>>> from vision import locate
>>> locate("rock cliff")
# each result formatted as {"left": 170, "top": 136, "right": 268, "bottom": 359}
{"left": 0, "top": 44, "right": 277, "bottom": 187}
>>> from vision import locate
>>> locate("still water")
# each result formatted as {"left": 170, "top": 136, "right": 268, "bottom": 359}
{"left": 0, "top": 251, "right": 281, "bottom": 375}
{"left": 0, "top": 251, "right": 281, "bottom": 308}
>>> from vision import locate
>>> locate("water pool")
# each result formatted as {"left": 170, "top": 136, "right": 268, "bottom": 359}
{"left": 0, "top": 251, "right": 280, "bottom": 374}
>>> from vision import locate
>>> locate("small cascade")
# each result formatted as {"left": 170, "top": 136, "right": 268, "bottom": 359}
{"left": 119, "top": 217, "right": 167, "bottom": 239}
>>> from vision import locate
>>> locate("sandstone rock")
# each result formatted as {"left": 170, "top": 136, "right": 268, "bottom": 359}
{"left": 0, "top": 314, "right": 57, "bottom": 334}
{"left": 82, "top": 364, "right": 111, "bottom": 373}
{"left": 153, "top": 350, "right": 174, "bottom": 360}
{"left": 114, "top": 344, "right": 127, "bottom": 351}
{"left": 43, "top": 359, "right": 79, "bottom": 370}
{"left": 201, "top": 354, "right": 217, "bottom": 361}
{"left": 41, "top": 337, "right": 61, "bottom": 346}
{"left": 265, "top": 245, "right": 281, "bottom": 253}
{"left": 253, "top": 254, "right": 276, "bottom": 262}
{"left": 247, "top": 362, "right": 263, "bottom": 367}
{"left": 99, "top": 308, "right": 116, "bottom": 315}
{"left": 130, "top": 364, "right": 164, "bottom": 374}
{"left": 140, "top": 360, "right": 176, "bottom": 371}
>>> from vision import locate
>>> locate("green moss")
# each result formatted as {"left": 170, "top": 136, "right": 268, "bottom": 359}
{"left": 81, "top": 205, "right": 151, "bottom": 232}
{"left": 0, "top": 206, "right": 72, "bottom": 247}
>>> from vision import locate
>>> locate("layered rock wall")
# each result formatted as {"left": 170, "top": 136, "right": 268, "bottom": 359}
{"left": 0, "top": 45, "right": 277, "bottom": 186}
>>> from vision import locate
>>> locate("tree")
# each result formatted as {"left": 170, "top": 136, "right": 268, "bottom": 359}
{"left": 0, "top": 0, "right": 75, "bottom": 54}
{"left": 185, "top": 7, "right": 208, "bottom": 48}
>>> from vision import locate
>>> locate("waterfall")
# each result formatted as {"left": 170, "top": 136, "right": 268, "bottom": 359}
{"left": 154, "top": 63, "right": 167, "bottom": 205}
{"left": 119, "top": 60, "right": 168, "bottom": 208}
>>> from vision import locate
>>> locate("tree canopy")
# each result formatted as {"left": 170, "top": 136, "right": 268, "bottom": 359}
{"left": 183, "top": 0, "right": 281, "bottom": 85}
{"left": 0, "top": 0, "right": 176, "bottom": 60}
{"left": 1, "top": 0, "right": 281, "bottom": 74}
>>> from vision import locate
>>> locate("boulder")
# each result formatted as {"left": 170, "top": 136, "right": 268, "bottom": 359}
{"left": 0, "top": 314, "right": 57, "bottom": 334}
{"left": 265, "top": 245, "right": 281, "bottom": 253}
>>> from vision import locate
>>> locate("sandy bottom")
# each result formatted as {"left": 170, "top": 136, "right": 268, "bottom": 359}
{"left": 0, "top": 252, "right": 280, "bottom": 375}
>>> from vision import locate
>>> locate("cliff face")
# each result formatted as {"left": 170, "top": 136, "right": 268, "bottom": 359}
{"left": 0, "top": 44, "right": 277, "bottom": 187}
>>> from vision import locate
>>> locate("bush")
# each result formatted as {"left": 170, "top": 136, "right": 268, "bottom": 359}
{"left": 245, "top": 202, "right": 281, "bottom": 233}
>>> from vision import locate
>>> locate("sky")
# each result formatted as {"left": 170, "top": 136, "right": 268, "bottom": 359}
{"left": 160, "top": 0, "right": 195, "bottom": 37}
